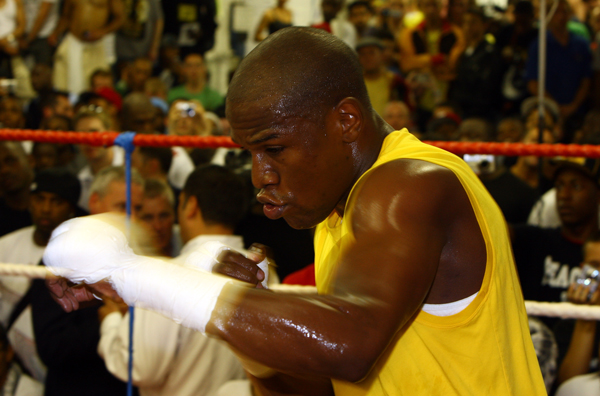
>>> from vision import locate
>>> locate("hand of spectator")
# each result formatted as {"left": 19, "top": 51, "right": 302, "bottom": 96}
{"left": 46, "top": 277, "right": 119, "bottom": 312}
{"left": 81, "top": 29, "right": 105, "bottom": 42}
{"left": 98, "top": 295, "right": 129, "bottom": 322}
{"left": 567, "top": 282, "right": 600, "bottom": 305}
{"left": 212, "top": 243, "right": 267, "bottom": 288}
{"left": 47, "top": 33, "right": 58, "bottom": 47}
{"left": 560, "top": 103, "right": 577, "bottom": 119}
{"left": 0, "top": 39, "right": 19, "bottom": 56}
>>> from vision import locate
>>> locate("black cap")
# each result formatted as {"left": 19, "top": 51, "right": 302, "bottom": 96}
{"left": 30, "top": 169, "right": 81, "bottom": 207}
{"left": 552, "top": 157, "right": 600, "bottom": 187}
{"left": 355, "top": 37, "right": 385, "bottom": 51}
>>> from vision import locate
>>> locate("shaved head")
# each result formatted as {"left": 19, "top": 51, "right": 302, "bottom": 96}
{"left": 227, "top": 27, "right": 371, "bottom": 122}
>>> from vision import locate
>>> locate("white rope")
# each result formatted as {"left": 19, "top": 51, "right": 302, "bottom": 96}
{"left": 0, "top": 263, "right": 52, "bottom": 278}
{"left": 0, "top": 264, "right": 597, "bottom": 320}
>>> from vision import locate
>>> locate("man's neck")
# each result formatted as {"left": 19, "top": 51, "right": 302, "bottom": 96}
{"left": 550, "top": 26, "right": 569, "bottom": 45}
{"left": 33, "top": 228, "right": 50, "bottom": 247}
{"left": 3, "top": 189, "right": 30, "bottom": 211}
{"left": 185, "top": 80, "right": 205, "bottom": 94}
{"left": 562, "top": 222, "right": 599, "bottom": 243}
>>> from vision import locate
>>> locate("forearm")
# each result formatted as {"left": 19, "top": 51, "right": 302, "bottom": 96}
{"left": 149, "top": 18, "right": 163, "bottom": 56}
{"left": 569, "top": 78, "right": 590, "bottom": 110}
{"left": 557, "top": 320, "right": 597, "bottom": 384}
{"left": 27, "top": 2, "right": 52, "bottom": 41}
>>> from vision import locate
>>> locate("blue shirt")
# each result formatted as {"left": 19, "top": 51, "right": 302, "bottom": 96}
{"left": 525, "top": 31, "right": 592, "bottom": 105}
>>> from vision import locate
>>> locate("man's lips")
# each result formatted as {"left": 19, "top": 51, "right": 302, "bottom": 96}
{"left": 257, "top": 195, "right": 287, "bottom": 220}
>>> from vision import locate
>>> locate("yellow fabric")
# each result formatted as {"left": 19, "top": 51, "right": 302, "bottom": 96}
{"left": 314, "top": 130, "right": 546, "bottom": 396}
{"left": 364, "top": 73, "right": 392, "bottom": 116}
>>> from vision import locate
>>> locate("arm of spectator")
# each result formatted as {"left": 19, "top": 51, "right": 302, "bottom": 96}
{"left": 148, "top": 17, "right": 163, "bottom": 61}
{"left": 398, "top": 28, "right": 434, "bottom": 72}
{"left": 22, "top": 1, "right": 53, "bottom": 48}
{"left": 48, "top": 0, "right": 73, "bottom": 46}
{"left": 446, "top": 26, "right": 465, "bottom": 72}
{"left": 560, "top": 77, "right": 590, "bottom": 119}
{"left": 98, "top": 308, "right": 182, "bottom": 387}
{"left": 13, "top": 0, "right": 25, "bottom": 39}
{"left": 557, "top": 283, "right": 600, "bottom": 385}
{"left": 254, "top": 11, "right": 271, "bottom": 42}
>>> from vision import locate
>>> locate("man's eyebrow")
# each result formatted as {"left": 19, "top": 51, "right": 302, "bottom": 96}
{"left": 248, "top": 132, "right": 280, "bottom": 145}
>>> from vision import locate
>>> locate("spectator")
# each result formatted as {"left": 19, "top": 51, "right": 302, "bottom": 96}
{"left": 513, "top": 158, "right": 600, "bottom": 310}
{"left": 0, "top": 0, "right": 24, "bottom": 78}
{"left": 447, "top": 0, "right": 472, "bottom": 27}
{"left": 383, "top": 100, "right": 414, "bottom": 133}
{"left": 30, "top": 142, "right": 58, "bottom": 172}
{"left": 311, "top": 0, "right": 357, "bottom": 49}
{"left": 0, "top": 169, "right": 81, "bottom": 382}
{"left": 155, "top": 34, "right": 181, "bottom": 91}
{"left": 161, "top": 0, "right": 216, "bottom": 57}
{"left": 115, "top": 0, "right": 163, "bottom": 63}
{"left": 20, "top": 0, "right": 58, "bottom": 66}
{"left": 398, "top": 0, "right": 465, "bottom": 130}
{"left": 50, "top": 0, "right": 125, "bottom": 94}
{"left": 88, "top": 165, "right": 143, "bottom": 215}
{"left": 376, "top": 0, "right": 405, "bottom": 38}
{"left": 121, "top": 92, "right": 156, "bottom": 134}
{"left": 454, "top": 117, "right": 493, "bottom": 142}
{"left": 115, "top": 57, "right": 153, "bottom": 97}
{"left": 525, "top": 0, "right": 592, "bottom": 135}
{"left": 254, "top": 0, "right": 293, "bottom": 42}
{"left": 495, "top": 0, "right": 538, "bottom": 115}
{"left": 356, "top": 37, "right": 411, "bottom": 115}
{"left": 25, "top": 63, "right": 54, "bottom": 129}
{"left": 0, "top": 95, "right": 24, "bottom": 129}
{"left": 0, "top": 141, "right": 34, "bottom": 237}
{"left": 89, "top": 68, "right": 114, "bottom": 91}
{"left": 348, "top": 1, "right": 378, "bottom": 39}
{"left": 448, "top": 7, "right": 502, "bottom": 120}
{"left": 496, "top": 116, "right": 525, "bottom": 143}
{"left": 74, "top": 107, "right": 124, "bottom": 211}
{"left": 166, "top": 53, "right": 223, "bottom": 112}
{"left": 30, "top": 167, "right": 139, "bottom": 396}
{"left": 131, "top": 146, "right": 180, "bottom": 209}
{"left": 553, "top": 231, "right": 600, "bottom": 393}
{"left": 510, "top": 127, "right": 555, "bottom": 190}
{"left": 135, "top": 178, "right": 180, "bottom": 257}
{"left": 0, "top": 323, "right": 43, "bottom": 395}
{"left": 39, "top": 91, "right": 73, "bottom": 124}
{"left": 97, "top": 165, "right": 248, "bottom": 396}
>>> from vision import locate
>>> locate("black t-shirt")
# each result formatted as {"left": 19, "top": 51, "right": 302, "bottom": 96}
{"left": 512, "top": 225, "right": 583, "bottom": 304}
{"left": 481, "top": 170, "right": 539, "bottom": 224}
{"left": 0, "top": 198, "right": 32, "bottom": 238}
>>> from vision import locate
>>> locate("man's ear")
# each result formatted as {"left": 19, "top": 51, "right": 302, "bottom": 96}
{"left": 183, "top": 195, "right": 199, "bottom": 219}
{"left": 335, "top": 97, "right": 362, "bottom": 143}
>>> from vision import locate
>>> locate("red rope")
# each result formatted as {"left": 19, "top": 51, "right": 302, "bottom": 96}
{"left": 0, "top": 129, "right": 239, "bottom": 149}
{"left": 1, "top": 129, "right": 599, "bottom": 157}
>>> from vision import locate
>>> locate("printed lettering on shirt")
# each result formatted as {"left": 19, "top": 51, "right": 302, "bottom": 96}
{"left": 542, "top": 255, "right": 582, "bottom": 290}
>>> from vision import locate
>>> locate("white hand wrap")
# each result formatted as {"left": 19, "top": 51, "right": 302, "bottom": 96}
{"left": 44, "top": 216, "right": 245, "bottom": 333}
{"left": 183, "top": 241, "right": 270, "bottom": 288}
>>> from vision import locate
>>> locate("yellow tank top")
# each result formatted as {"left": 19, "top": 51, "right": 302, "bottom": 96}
{"left": 314, "top": 130, "right": 546, "bottom": 395}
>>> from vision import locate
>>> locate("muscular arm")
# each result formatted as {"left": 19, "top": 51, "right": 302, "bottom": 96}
{"left": 96, "top": 0, "right": 125, "bottom": 36}
{"left": 398, "top": 29, "right": 433, "bottom": 72}
{"left": 13, "top": 0, "right": 26, "bottom": 38}
{"left": 50, "top": 0, "right": 73, "bottom": 42}
{"left": 207, "top": 160, "right": 475, "bottom": 382}
{"left": 25, "top": 1, "right": 53, "bottom": 43}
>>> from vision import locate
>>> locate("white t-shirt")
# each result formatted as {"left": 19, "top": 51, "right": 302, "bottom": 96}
{"left": 98, "top": 234, "right": 247, "bottom": 396}
{"left": 528, "top": 188, "right": 600, "bottom": 228}
{"left": 0, "top": 226, "right": 47, "bottom": 382}
{"left": 556, "top": 372, "right": 600, "bottom": 396}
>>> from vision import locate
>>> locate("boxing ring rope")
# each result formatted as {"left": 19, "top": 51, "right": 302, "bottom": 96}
{"left": 1, "top": 130, "right": 600, "bottom": 322}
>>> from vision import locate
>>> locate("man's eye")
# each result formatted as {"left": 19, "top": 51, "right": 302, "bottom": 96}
{"left": 266, "top": 147, "right": 283, "bottom": 154}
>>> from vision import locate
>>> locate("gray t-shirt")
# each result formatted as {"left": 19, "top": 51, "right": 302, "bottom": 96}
{"left": 115, "top": 0, "right": 163, "bottom": 61}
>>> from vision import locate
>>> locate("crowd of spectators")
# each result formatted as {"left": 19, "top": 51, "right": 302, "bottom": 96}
{"left": 1, "top": 0, "right": 600, "bottom": 394}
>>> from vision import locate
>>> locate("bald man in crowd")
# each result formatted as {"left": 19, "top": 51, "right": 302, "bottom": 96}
{"left": 47, "top": 27, "right": 546, "bottom": 395}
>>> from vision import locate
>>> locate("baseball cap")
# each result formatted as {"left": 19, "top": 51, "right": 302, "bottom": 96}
{"left": 30, "top": 169, "right": 81, "bottom": 207}
{"left": 355, "top": 37, "right": 385, "bottom": 51}
{"left": 552, "top": 157, "right": 600, "bottom": 187}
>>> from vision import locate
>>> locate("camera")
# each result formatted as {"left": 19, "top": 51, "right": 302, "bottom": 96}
{"left": 463, "top": 154, "right": 496, "bottom": 175}
{"left": 575, "top": 264, "right": 600, "bottom": 299}
{"left": 175, "top": 102, "right": 197, "bottom": 118}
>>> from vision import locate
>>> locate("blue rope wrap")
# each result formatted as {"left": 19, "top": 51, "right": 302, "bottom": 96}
{"left": 113, "top": 132, "right": 136, "bottom": 396}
